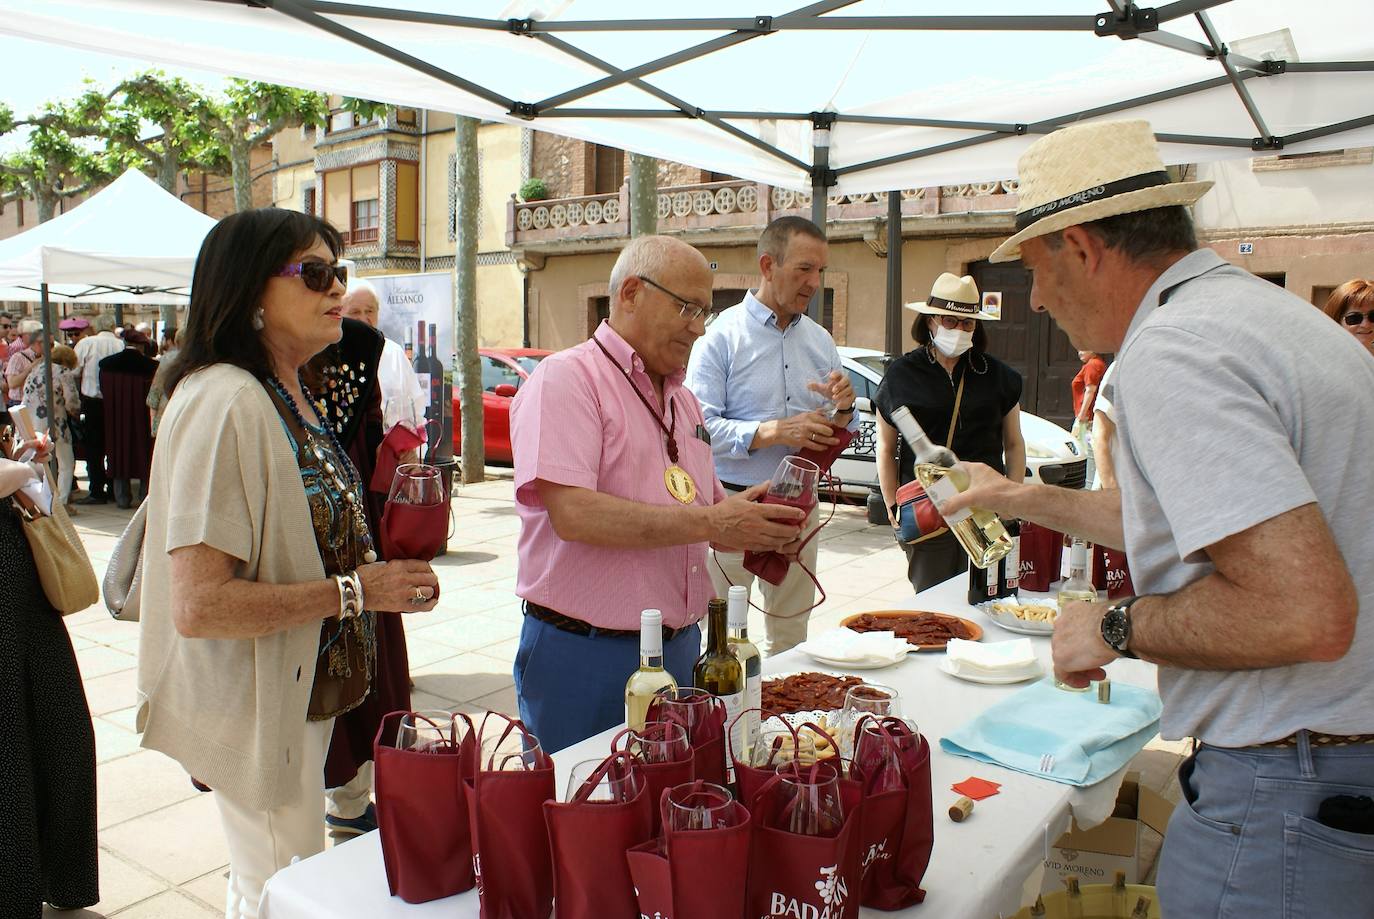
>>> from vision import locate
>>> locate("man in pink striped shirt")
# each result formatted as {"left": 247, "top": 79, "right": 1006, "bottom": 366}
{"left": 511, "top": 235, "right": 804, "bottom": 752}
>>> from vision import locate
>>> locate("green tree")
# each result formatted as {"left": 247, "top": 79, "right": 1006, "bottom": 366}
{"left": 101, "top": 72, "right": 226, "bottom": 192}
{"left": 0, "top": 118, "right": 128, "bottom": 223}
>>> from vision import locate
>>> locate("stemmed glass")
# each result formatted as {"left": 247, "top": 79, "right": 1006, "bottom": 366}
{"left": 648, "top": 687, "right": 721, "bottom": 743}
{"left": 665, "top": 781, "right": 736, "bottom": 831}
{"left": 627, "top": 721, "right": 691, "bottom": 765}
{"left": 775, "top": 760, "right": 846, "bottom": 837}
{"left": 853, "top": 717, "right": 921, "bottom": 794}
{"left": 395, "top": 710, "right": 457, "bottom": 753}
{"left": 388, "top": 462, "right": 445, "bottom": 505}
{"left": 840, "top": 682, "right": 900, "bottom": 757}
{"left": 565, "top": 757, "right": 645, "bottom": 804}
{"left": 764, "top": 456, "right": 820, "bottom": 514}
{"left": 479, "top": 727, "right": 543, "bottom": 772}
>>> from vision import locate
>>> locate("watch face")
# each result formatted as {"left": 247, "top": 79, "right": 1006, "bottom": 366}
{"left": 1103, "top": 609, "right": 1129, "bottom": 649}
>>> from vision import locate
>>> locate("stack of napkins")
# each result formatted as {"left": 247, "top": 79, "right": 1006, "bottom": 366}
{"left": 944, "top": 638, "right": 1037, "bottom": 678}
{"left": 797, "top": 628, "right": 911, "bottom": 665}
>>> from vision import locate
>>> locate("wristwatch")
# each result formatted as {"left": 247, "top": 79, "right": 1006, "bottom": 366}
{"left": 1100, "top": 596, "right": 1140, "bottom": 659}
{"left": 835, "top": 402, "right": 856, "bottom": 415}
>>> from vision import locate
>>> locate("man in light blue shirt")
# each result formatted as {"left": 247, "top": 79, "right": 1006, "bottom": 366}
{"left": 685, "top": 217, "right": 857, "bottom": 654}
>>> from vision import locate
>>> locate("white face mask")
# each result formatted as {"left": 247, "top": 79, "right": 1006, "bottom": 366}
{"left": 930, "top": 320, "right": 974, "bottom": 358}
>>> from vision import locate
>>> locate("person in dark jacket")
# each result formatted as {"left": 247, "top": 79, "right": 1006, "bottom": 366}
{"left": 98, "top": 329, "right": 158, "bottom": 508}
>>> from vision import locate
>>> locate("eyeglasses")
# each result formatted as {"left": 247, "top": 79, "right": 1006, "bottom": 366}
{"left": 936, "top": 315, "right": 978, "bottom": 331}
{"left": 1342, "top": 310, "right": 1374, "bottom": 326}
{"left": 276, "top": 260, "right": 347, "bottom": 293}
{"left": 637, "top": 275, "right": 711, "bottom": 324}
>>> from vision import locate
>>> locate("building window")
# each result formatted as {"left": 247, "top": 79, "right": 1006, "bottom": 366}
{"left": 303, "top": 187, "right": 317, "bottom": 217}
{"left": 328, "top": 109, "right": 357, "bottom": 133}
{"left": 397, "top": 108, "right": 418, "bottom": 126}
{"left": 591, "top": 144, "right": 625, "bottom": 195}
{"left": 352, "top": 198, "right": 379, "bottom": 243}
{"left": 396, "top": 162, "right": 419, "bottom": 243}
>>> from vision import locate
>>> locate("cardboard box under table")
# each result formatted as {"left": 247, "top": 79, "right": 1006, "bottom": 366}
{"left": 1041, "top": 772, "right": 1174, "bottom": 894}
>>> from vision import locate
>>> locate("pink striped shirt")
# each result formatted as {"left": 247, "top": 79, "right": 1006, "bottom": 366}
{"left": 512, "top": 322, "right": 725, "bottom": 630}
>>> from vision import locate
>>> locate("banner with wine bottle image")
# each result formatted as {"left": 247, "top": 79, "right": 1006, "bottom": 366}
{"left": 370, "top": 272, "right": 455, "bottom": 464}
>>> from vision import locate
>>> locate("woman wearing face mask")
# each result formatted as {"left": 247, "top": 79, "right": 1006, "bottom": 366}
{"left": 874, "top": 273, "right": 1025, "bottom": 592}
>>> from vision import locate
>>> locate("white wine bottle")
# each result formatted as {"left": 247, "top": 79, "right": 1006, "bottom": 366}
{"left": 1055, "top": 538, "right": 1097, "bottom": 692}
{"left": 890, "top": 405, "right": 1014, "bottom": 569}
{"left": 693, "top": 597, "right": 744, "bottom": 775}
{"left": 625, "top": 609, "right": 676, "bottom": 731}
{"left": 726, "top": 586, "right": 761, "bottom": 759}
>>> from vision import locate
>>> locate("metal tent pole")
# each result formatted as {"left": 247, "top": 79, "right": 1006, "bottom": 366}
{"left": 885, "top": 192, "right": 903, "bottom": 356}
{"left": 39, "top": 284, "right": 55, "bottom": 447}
{"left": 808, "top": 116, "right": 835, "bottom": 325}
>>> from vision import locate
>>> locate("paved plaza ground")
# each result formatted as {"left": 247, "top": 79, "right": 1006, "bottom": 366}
{"left": 47, "top": 477, "right": 1184, "bottom": 918}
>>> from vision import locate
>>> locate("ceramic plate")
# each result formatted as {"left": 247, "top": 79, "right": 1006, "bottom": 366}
{"left": 936, "top": 657, "right": 1044, "bottom": 685}
{"left": 979, "top": 602, "right": 1056, "bottom": 636}
{"left": 798, "top": 648, "right": 912, "bottom": 670}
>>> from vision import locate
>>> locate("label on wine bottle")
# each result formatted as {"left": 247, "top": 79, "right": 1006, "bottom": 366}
{"left": 721, "top": 691, "right": 744, "bottom": 780}
{"left": 415, "top": 373, "right": 431, "bottom": 408}
{"left": 925, "top": 476, "right": 971, "bottom": 523}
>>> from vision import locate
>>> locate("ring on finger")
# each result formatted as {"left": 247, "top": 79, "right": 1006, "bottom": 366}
{"left": 412, "top": 587, "right": 427, "bottom": 604}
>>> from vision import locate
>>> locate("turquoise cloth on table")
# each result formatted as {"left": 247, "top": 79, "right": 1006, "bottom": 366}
{"left": 939, "top": 679, "right": 1162, "bottom": 787}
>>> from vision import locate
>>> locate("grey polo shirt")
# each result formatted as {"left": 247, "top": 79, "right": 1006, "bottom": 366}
{"left": 1109, "top": 248, "right": 1374, "bottom": 746}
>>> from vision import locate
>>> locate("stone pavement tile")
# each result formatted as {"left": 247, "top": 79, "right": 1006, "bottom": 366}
{"left": 403, "top": 634, "right": 474, "bottom": 670}
{"left": 101, "top": 706, "right": 140, "bottom": 733}
{"left": 75, "top": 644, "right": 138, "bottom": 680}
{"left": 71, "top": 633, "right": 100, "bottom": 651}
{"left": 404, "top": 613, "right": 522, "bottom": 654}
{"left": 97, "top": 749, "right": 201, "bottom": 830}
{"left": 67, "top": 606, "right": 113, "bottom": 627}
{"left": 178, "top": 867, "right": 230, "bottom": 913}
{"left": 83, "top": 667, "right": 140, "bottom": 717}
{"left": 431, "top": 586, "right": 518, "bottom": 618}
{"left": 43, "top": 847, "right": 170, "bottom": 917}
{"left": 102, "top": 793, "right": 230, "bottom": 886}
{"left": 107, "top": 889, "right": 219, "bottom": 918}
{"left": 69, "top": 616, "right": 142, "bottom": 646}
{"left": 480, "top": 637, "right": 520, "bottom": 665}
{"left": 93, "top": 715, "right": 144, "bottom": 765}
{"left": 464, "top": 685, "right": 519, "bottom": 718}
{"left": 411, "top": 652, "right": 515, "bottom": 704}
{"left": 410, "top": 688, "right": 465, "bottom": 713}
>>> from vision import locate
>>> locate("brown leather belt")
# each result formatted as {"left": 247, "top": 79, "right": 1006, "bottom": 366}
{"left": 523, "top": 601, "right": 691, "bottom": 642}
{"left": 1255, "top": 732, "right": 1374, "bottom": 749}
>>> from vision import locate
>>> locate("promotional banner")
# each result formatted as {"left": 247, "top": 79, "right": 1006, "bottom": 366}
{"left": 371, "top": 271, "right": 454, "bottom": 462}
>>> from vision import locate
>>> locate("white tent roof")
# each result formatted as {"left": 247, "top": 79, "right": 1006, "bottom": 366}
{"left": 2, "top": 1, "right": 1372, "bottom": 195}
{"left": 0, "top": 168, "right": 215, "bottom": 299}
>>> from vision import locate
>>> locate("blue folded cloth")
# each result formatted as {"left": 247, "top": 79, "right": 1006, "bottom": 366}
{"left": 940, "top": 679, "right": 1162, "bottom": 787}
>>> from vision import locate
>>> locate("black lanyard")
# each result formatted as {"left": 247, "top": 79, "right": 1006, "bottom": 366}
{"left": 592, "top": 335, "right": 679, "bottom": 464}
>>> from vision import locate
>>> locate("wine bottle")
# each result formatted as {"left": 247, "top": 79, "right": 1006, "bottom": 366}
{"left": 890, "top": 405, "right": 1013, "bottom": 568}
{"left": 693, "top": 597, "right": 744, "bottom": 774}
{"left": 413, "top": 321, "right": 430, "bottom": 410}
{"left": 403, "top": 325, "right": 414, "bottom": 362}
{"left": 1055, "top": 537, "right": 1097, "bottom": 692}
{"left": 726, "top": 585, "right": 761, "bottom": 759}
{"left": 425, "top": 322, "right": 444, "bottom": 459}
{"left": 968, "top": 519, "right": 1020, "bottom": 603}
{"left": 625, "top": 609, "right": 677, "bottom": 731}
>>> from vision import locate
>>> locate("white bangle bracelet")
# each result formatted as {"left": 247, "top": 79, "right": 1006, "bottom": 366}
{"left": 333, "top": 571, "right": 364, "bottom": 620}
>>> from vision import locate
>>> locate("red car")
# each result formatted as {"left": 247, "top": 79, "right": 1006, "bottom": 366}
{"left": 452, "top": 348, "right": 553, "bottom": 463}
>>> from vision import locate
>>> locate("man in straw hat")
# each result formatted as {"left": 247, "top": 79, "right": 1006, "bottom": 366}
{"left": 940, "top": 119, "right": 1374, "bottom": 913}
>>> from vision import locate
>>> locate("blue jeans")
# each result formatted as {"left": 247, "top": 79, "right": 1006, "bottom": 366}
{"left": 512, "top": 611, "right": 700, "bottom": 755}
{"left": 1157, "top": 735, "right": 1374, "bottom": 918}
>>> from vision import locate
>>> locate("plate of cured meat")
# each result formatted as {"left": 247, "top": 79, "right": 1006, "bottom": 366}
{"left": 840, "top": 610, "right": 983, "bottom": 650}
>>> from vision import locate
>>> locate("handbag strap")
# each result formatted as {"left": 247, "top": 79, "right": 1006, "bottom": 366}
{"left": 944, "top": 372, "right": 966, "bottom": 448}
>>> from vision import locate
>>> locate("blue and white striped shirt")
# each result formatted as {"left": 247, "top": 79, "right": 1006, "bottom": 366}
{"left": 685, "top": 291, "right": 855, "bottom": 487}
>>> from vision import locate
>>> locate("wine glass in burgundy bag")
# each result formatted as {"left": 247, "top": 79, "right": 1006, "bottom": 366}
{"left": 379, "top": 463, "right": 450, "bottom": 564}
{"left": 727, "top": 708, "right": 840, "bottom": 806}
{"left": 743, "top": 456, "right": 821, "bottom": 587}
{"left": 372, "top": 710, "right": 477, "bottom": 903}
{"left": 543, "top": 752, "right": 653, "bottom": 919}
{"left": 369, "top": 422, "right": 426, "bottom": 494}
{"left": 645, "top": 687, "right": 728, "bottom": 787}
{"left": 851, "top": 716, "right": 934, "bottom": 909}
{"left": 611, "top": 721, "right": 694, "bottom": 836}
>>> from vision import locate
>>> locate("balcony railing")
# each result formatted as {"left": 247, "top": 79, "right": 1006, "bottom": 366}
{"left": 508, "top": 179, "right": 1019, "bottom": 247}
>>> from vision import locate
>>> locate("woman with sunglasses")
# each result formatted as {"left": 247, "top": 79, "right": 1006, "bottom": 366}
{"left": 137, "top": 208, "right": 440, "bottom": 919}
{"left": 1324, "top": 279, "right": 1374, "bottom": 355}
{"left": 874, "top": 272, "right": 1025, "bottom": 592}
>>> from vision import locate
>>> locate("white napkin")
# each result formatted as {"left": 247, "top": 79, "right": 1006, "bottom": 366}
{"left": 798, "top": 628, "right": 910, "bottom": 665}
{"left": 945, "top": 638, "right": 1037, "bottom": 677}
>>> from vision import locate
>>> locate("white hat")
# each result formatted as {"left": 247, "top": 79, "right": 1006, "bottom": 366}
{"left": 905, "top": 273, "right": 999, "bottom": 321}
{"left": 990, "top": 119, "right": 1213, "bottom": 263}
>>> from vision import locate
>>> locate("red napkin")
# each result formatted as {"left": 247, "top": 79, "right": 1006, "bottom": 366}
{"left": 951, "top": 777, "right": 1001, "bottom": 801}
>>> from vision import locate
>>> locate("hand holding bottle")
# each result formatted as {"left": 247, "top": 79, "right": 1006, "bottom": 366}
{"left": 927, "top": 460, "right": 1015, "bottom": 519}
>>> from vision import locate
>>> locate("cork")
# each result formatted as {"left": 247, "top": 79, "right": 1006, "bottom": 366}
{"left": 948, "top": 796, "right": 974, "bottom": 822}
{"left": 1097, "top": 679, "right": 1112, "bottom": 703}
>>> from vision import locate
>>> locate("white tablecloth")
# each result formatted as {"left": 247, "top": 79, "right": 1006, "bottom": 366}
{"left": 261, "top": 576, "right": 1158, "bottom": 919}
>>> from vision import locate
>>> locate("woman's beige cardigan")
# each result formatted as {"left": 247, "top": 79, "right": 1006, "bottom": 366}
{"left": 137, "top": 364, "right": 326, "bottom": 811}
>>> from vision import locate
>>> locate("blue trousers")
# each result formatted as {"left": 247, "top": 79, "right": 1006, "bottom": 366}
{"left": 1157, "top": 735, "right": 1374, "bottom": 918}
{"left": 513, "top": 612, "right": 701, "bottom": 755}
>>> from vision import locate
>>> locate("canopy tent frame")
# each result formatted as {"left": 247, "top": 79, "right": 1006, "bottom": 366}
{"left": 206, "top": 0, "right": 1374, "bottom": 320}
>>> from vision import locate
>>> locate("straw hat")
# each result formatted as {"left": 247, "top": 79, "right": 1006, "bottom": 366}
{"left": 905, "top": 273, "right": 1000, "bottom": 321}
{"left": 990, "top": 120, "right": 1213, "bottom": 263}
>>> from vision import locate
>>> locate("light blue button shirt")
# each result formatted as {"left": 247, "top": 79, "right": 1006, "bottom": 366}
{"left": 685, "top": 290, "right": 855, "bottom": 487}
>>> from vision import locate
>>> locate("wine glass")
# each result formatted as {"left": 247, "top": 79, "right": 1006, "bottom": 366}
{"left": 395, "top": 710, "right": 456, "bottom": 753}
{"left": 804, "top": 367, "right": 841, "bottom": 420}
{"left": 479, "top": 727, "right": 543, "bottom": 772}
{"left": 647, "top": 687, "right": 721, "bottom": 742}
{"left": 840, "top": 682, "right": 900, "bottom": 757}
{"left": 388, "top": 462, "right": 445, "bottom": 505}
{"left": 853, "top": 717, "right": 920, "bottom": 794}
{"left": 765, "top": 456, "right": 820, "bottom": 513}
{"left": 566, "top": 757, "right": 645, "bottom": 803}
{"left": 775, "top": 760, "right": 846, "bottom": 837}
{"left": 628, "top": 721, "right": 691, "bottom": 765}
{"left": 664, "top": 781, "right": 736, "bottom": 832}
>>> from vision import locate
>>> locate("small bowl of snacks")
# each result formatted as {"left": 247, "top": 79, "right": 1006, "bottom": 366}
{"left": 978, "top": 597, "right": 1058, "bottom": 635}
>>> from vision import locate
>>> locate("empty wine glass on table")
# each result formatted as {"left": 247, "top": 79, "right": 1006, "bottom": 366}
{"left": 665, "top": 781, "right": 736, "bottom": 832}
{"left": 388, "top": 462, "right": 445, "bottom": 505}
{"left": 395, "top": 710, "right": 457, "bottom": 753}
{"left": 841, "top": 682, "right": 900, "bottom": 757}
{"left": 775, "top": 760, "right": 846, "bottom": 837}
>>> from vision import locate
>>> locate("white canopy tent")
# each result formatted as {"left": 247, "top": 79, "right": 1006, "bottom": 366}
{"left": 3, "top": 0, "right": 1372, "bottom": 197}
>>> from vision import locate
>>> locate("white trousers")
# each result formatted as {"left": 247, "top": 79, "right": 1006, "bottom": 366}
{"left": 54, "top": 440, "right": 74, "bottom": 503}
{"left": 325, "top": 760, "right": 373, "bottom": 820}
{"left": 214, "top": 718, "right": 332, "bottom": 919}
{"left": 709, "top": 508, "right": 820, "bottom": 656}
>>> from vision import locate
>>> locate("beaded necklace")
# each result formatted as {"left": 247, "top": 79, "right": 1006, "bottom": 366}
{"left": 268, "top": 374, "right": 377, "bottom": 565}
